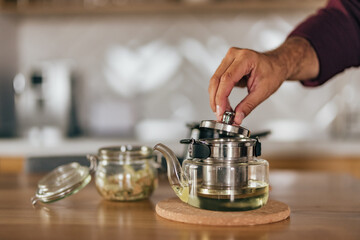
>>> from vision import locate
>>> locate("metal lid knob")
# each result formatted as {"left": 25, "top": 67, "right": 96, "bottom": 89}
{"left": 199, "top": 112, "right": 250, "bottom": 138}
{"left": 222, "top": 111, "right": 235, "bottom": 124}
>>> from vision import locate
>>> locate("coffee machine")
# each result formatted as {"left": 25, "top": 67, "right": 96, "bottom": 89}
{"left": 14, "top": 61, "right": 73, "bottom": 145}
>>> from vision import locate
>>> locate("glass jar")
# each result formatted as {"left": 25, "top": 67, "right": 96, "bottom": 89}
{"left": 88, "top": 145, "right": 158, "bottom": 201}
{"left": 31, "top": 145, "right": 158, "bottom": 205}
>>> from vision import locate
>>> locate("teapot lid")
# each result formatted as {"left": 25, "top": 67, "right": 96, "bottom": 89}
{"left": 200, "top": 112, "right": 250, "bottom": 138}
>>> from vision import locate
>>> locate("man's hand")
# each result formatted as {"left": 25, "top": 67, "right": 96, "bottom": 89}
{"left": 208, "top": 37, "right": 319, "bottom": 125}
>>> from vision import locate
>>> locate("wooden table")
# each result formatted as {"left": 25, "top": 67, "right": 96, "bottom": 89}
{"left": 0, "top": 171, "right": 359, "bottom": 240}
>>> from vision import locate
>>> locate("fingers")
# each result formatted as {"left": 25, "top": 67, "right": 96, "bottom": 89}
{"left": 215, "top": 59, "right": 252, "bottom": 120}
{"left": 233, "top": 87, "right": 266, "bottom": 125}
{"left": 209, "top": 48, "right": 263, "bottom": 123}
{"left": 237, "top": 74, "right": 250, "bottom": 88}
{"left": 209, "top": 57, "right": 235, "bottom": 112}
{"left": 216, "top": 99, "right": 233, "bottom": 121}
{"left": 208, "top": 47, "right": 288, "bottom": 125}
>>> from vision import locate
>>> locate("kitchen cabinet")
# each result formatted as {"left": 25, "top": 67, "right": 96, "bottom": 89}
{"left": 0, "top": 0, "right": 327, "bottom": 15}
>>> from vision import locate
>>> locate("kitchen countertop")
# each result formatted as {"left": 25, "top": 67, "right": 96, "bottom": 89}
{"left": 1, "top": 137, "right": 360, "bottom": 158}
{"left": 0, "top": 170, "right": 359, "bottom": 240}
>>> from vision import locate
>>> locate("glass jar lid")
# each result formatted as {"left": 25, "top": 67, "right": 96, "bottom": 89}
{"left": 31, "top": 159, "right": 96, "bottom": 205}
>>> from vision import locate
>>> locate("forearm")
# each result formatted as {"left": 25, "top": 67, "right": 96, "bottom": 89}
{"left": 287, "top": 0, "right": 360, "bottom": 86}
{"left": 264, "top": 37, "right": 319, "bottom": 81}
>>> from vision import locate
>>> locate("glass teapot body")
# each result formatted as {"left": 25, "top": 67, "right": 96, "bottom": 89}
{"left": 155, "top": 112, "right": 270, "bottom": 211}
{"left": 179, "top": 138, "right": 269, "bottom": 211}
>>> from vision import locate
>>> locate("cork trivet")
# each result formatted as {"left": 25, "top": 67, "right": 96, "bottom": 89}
{"left": 156, "top": 198, "right": 290, "bottom": 226}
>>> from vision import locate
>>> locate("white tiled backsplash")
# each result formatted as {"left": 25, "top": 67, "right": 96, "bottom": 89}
{"left": 9, "top": 10, "right": 360, "bottom": 141}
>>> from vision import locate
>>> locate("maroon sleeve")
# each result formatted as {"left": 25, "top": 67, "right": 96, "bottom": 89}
{"left": 288, "top": 0, "right": 360, "bottom": 87}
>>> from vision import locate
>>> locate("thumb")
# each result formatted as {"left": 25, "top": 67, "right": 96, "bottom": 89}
{"left": 234, "top": 90, "right": 265, "bottom": 125}
{"left": 216, "top": 98, "right": 233, "bottom": 121}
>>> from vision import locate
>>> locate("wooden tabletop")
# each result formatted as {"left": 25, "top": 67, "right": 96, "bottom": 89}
{"left": 0, "top": 171, "right": 359, "bottom": 240}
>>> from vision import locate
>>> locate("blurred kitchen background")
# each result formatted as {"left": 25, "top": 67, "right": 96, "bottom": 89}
{"left": 0, "top": 0, "right": 360, "bottom": 176}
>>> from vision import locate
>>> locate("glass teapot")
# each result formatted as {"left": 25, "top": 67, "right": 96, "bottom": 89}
{"left": 154, "top": 112, "right": 269, "bottom": 211}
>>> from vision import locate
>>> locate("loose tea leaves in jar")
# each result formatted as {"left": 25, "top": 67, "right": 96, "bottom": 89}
{"left": 90, "top": 145, "right": 158, "bottom": 201}
{"left": 95, "top": 162, "right": 158, "bottom": 201}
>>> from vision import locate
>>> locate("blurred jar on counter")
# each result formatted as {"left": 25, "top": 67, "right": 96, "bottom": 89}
{"left": 88, "top": 145, "right": 158, "bottom": 201}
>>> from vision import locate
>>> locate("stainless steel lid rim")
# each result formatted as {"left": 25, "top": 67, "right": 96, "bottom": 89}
{"left": 199, "top": 137, "right": 257, "bottom": 146}
{"left": 186, "top": 138, "right": 257, "bottom": 160}
{"left": 199, "top": 120, "right": 250, "bottom": 138}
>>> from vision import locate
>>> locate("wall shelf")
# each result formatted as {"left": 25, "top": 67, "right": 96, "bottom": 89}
{"left": 0, "top": 0, "right": 327, "bottom": 15}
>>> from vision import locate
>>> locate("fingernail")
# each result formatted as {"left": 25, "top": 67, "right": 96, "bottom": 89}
{"left": 235, "top": 112, "right": 245, "bottom": 125}
{"left": 216, "top": 105, "right": 221, "bottom": 121}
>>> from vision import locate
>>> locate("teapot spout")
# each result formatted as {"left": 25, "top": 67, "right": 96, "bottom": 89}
{"left": 154, "top": 143, "right": 189, "bottom": 203}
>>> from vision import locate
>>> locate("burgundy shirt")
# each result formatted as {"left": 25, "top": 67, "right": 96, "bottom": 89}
{"left": 288, "top": 0, "right": 360, "bottom": 87}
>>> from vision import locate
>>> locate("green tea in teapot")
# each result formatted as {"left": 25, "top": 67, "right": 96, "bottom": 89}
{"left": 172, "top": 180, "right": 268, "bottom": 211}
